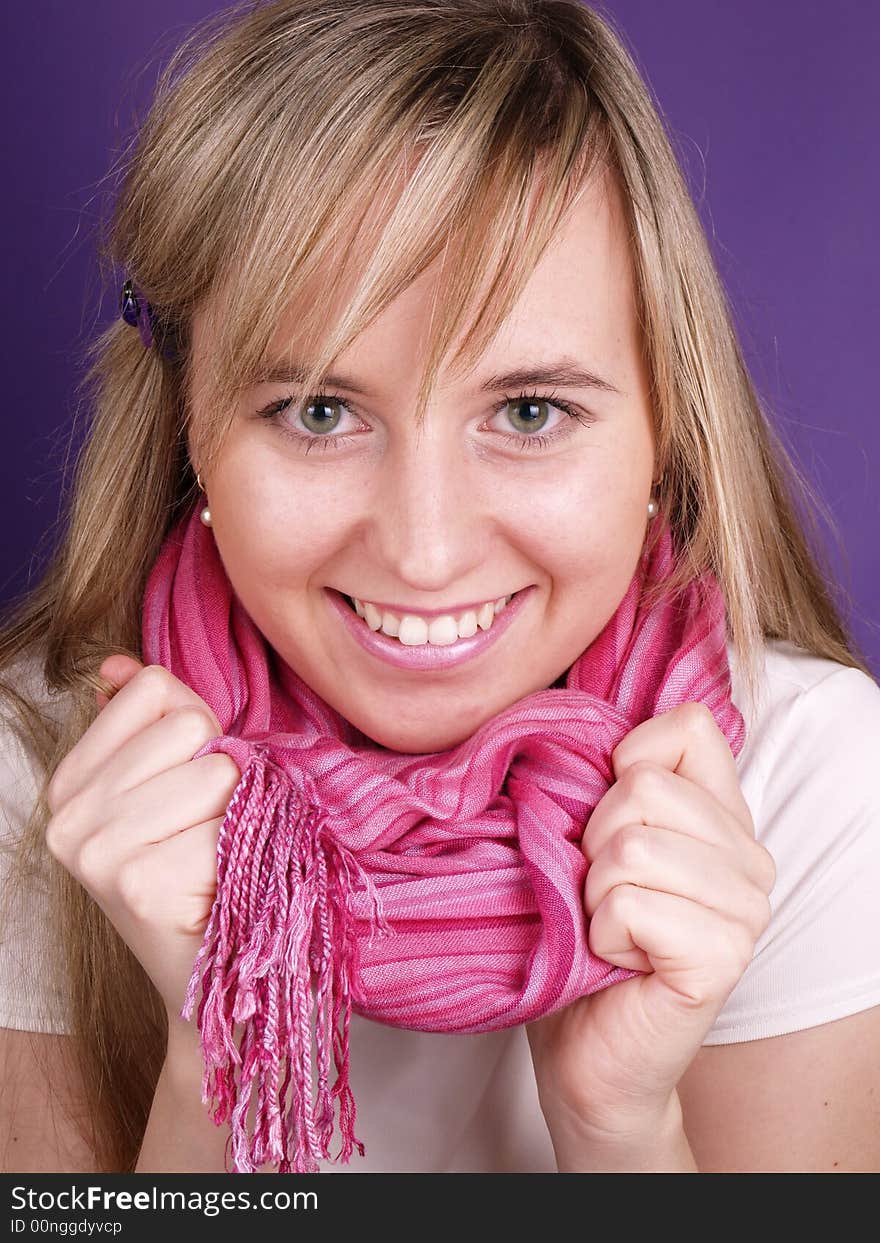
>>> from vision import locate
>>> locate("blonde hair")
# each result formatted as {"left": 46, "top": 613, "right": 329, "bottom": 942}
{"left": 0, "top": 0, "right": 873, "bottom": 1172}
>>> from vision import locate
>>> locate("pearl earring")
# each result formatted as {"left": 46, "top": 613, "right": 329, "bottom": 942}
{"left": 196, "top": 471, "right": 212, "bottom": 527}
{"left": 647, "top": 495, "right": 659, "bottom": 518}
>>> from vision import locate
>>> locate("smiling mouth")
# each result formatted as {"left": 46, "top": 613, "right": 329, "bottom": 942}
{"left": 340, "top": 591, "right": 521, "bottom": 646}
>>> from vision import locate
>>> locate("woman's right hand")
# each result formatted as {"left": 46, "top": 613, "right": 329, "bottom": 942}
{"left": 45, "top": 655, "right": 243, "bottom": 1034}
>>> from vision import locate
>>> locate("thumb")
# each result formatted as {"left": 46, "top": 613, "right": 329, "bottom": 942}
{"left": 95, "top": 654, "right": 144, "bottom": 710}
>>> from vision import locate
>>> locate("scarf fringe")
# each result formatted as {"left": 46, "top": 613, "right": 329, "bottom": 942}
{"left": 181, "top": 753, "right": 394, "bottom": 1173}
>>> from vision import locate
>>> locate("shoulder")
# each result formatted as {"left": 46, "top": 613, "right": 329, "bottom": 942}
{"left": 0, "top": 647, "right": 75, "bottom": 1036}
{"left": 0, "top": 649, "right": 70, "bottom": 838}
{"left": 726, "top": 636, "right": 879, "bottom": 841}
{"left": 0, "top": 645, "right": 72, "bottom": 731}
{"left": 704, "top": 637, "right": 880, "bottom": 1044}
{"left": 728, "top": 636, "right": 880, "bottom": 781}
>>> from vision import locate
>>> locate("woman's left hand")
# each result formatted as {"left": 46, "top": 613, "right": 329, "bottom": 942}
{"left": 526, "top": 701, "right": 776, "bottom": 1154}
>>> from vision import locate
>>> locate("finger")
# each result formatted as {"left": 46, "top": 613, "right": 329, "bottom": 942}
{"left": 584, "top": 824, "right": 772, "bottom": 940}
{"left": 113, "top": 817, "right": 223, "bottom": 934}
{"left": 583, "top": 764, "right": 740, "bottom": 856}
{"left": 84, "top": 704, "right": 236, "bottom": 811}
{"left": 611, "top": 702, "right": 752, "bottom": 835}
{"left": 95, "top": 655, "right": 142, "bottom": 710}
{"left": 582, "top": 764, "right": 773, "bottom": 893}
{"left": 61, "top": 752, "right": 241, "bottom": 880}
{"left": 51, "top": 663, "right": 222, "bottom": 812}
{"left": 584, "top": 745, "right": 755, "bottom": 855}
{"left": 588, "top": 884, "right": 754, "bottom": 1007}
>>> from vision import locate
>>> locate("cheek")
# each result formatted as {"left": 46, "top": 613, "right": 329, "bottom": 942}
{"left": 517, "top": 457, "right": 645, "bottom": 579}
{"left": 211, "top": 476, "right": 357, "bottom": 589}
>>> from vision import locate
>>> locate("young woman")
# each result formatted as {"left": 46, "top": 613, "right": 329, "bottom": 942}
{"left": 1, "top": 0, "right": 878, "bottom": 1175}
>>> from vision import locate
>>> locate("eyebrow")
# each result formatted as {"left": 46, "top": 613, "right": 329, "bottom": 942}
{"left": 253, "top": 356, "right": 622, "bottom": 397}
{"left": 476, "top": 361, "right": 622, "bottom": 397}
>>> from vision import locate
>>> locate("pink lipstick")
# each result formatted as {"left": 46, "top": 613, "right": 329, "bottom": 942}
{"left": 324, "top": 586, "right": 535, "bottom": 671}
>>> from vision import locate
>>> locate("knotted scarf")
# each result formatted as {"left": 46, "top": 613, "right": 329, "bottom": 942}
{"left": 140, "top": 502, "right": 746, "bottom": 1174}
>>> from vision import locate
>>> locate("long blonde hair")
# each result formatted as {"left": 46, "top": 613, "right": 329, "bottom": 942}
{"left": 0, "top": 0, "right": 872, "bottom": 1172}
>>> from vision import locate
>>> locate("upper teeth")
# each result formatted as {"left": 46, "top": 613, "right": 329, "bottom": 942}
{"left": 352, "top": 594, "right": 513, "bottom": 646}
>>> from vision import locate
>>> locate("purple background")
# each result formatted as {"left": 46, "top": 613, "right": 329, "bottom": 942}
{"left": 3, "top": 2, "right": 878, "bottom": 674}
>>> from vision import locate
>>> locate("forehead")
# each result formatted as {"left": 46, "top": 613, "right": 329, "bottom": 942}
{"left": 481, "top": 171, "right": 637, "bottom": 368}
{"left": 193, "top": 162, "right": 638, "bottom": 385}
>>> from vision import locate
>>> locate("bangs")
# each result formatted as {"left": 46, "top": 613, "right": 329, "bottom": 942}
{"left": 187, "top": 10, "right": 616, "bottom": 465}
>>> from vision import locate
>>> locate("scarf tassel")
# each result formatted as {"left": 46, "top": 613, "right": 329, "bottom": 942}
{"left": 181, "top": 752, "right": 392, "bottom": 1173}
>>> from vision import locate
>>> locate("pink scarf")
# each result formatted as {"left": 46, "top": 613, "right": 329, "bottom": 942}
{"left": 141, "top": 503, "right": 745, "bottom": 1173}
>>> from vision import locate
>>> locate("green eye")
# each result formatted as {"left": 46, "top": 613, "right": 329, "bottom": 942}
{"left": 301, "top": 397, "right": 344, "bottom": 434}
{"left": 504, "top": 398, "right": 552, "bottom": 435}
{"left": 257, "top": 387, "right": 591, "bottom": 455}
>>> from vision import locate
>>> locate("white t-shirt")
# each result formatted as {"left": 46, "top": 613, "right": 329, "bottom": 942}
{"left": 1, "top": 638, "right": 879, "bottom": 1172}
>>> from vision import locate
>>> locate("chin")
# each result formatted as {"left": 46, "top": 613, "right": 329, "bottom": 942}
{"left": 339, "top": 687, "right": 492, "bottom": 753}
{"left": 384, "top": 730, "right": 472, "bottom": 754}
{"left": 356, "top": 718, "right": 479, "bottom": 755}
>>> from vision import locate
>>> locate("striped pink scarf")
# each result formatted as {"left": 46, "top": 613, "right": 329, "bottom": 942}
{"left": 141, "top": 502, "right": 745, "bottom": 1174}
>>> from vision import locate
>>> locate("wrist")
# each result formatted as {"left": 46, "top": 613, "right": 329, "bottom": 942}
{"left": 165, "top": 1014, "right": 206, "bottom": 1076}
{"left": 549, "top": 1092, "right": 698, "bottom": 1173}
{"left": 137, "top": 1016, "right": 232, "bottom": 1173}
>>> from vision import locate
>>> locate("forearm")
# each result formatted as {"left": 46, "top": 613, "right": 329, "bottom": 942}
{"left": 549, "top": 1092, "right": 699, "bottom": 1173}
{"left": 136, "top": 1021, "right": 251, "bottom": 1174}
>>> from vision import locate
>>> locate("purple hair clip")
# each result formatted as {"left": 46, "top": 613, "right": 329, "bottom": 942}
{"left": 120, "top": 278, "right": 178, "bottom": 361}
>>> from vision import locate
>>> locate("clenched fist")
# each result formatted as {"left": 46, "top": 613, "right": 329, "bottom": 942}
{"left": 45, "top": 656, "right": 242, "bottom": 1029}
{"left": 526, "top": 701, "right": 776, "bottom": 1161}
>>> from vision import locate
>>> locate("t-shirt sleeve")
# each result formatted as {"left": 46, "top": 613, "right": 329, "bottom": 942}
{"left": 704, "top": 664, "right": 880, "bottom": 1044}
{"left": 0, "top": 713, "right": 71, "bottom": 1034}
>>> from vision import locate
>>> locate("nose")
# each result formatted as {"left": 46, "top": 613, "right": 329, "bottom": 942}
{"left": 367, "top": 421, "right": 488, "bottom": 593}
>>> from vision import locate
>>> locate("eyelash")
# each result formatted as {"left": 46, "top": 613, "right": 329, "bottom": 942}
{"left": 255, "top": 388, "right": 592, "bottom": 453}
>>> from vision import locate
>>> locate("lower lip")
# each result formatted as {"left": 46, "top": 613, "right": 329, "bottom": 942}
{"left": 324, "top": 586, "right": 536, "bottom": 671}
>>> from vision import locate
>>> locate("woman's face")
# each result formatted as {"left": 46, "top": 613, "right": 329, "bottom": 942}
{"left": 189, "top": 170, "right": 656, "bottom": 751}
